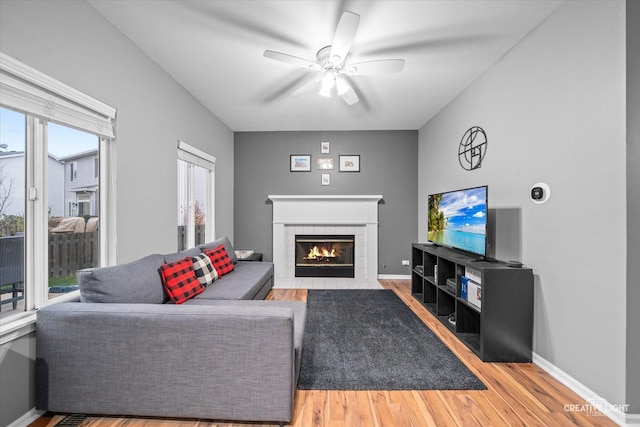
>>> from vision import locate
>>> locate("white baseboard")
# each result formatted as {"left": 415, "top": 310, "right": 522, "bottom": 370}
{"left": 533, "top": 352, "right": 634, "bottom": 426}
{"left": 7, "top": 408, "right": 46, "bottom": 427}
{"left": 377, "top": 274, "right": 411, "bottom": 280}
{"left": 627, "top": 414, "right": 640, "bottom": 426}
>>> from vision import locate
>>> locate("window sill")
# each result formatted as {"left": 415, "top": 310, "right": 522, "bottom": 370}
{"left": 0, "top": 290, "right": 81, "bottom": 345}
{"left": 0, "top": 312, "right": 36, "bottom": 345}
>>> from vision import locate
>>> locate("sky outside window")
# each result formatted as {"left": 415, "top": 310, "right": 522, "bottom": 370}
{"left": 1, "top": 106, "right": 98, "bottom": 156}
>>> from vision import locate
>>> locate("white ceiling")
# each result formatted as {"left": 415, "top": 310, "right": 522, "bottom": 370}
{"left": 88, "top": 0, "right": 563, "bottom": 132}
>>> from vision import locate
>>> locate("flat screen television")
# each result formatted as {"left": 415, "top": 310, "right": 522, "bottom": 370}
{"left": 427, "top": 185, "right": 488, "bottom": 257}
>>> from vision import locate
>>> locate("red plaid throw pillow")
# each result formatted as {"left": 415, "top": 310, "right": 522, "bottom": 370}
{"left": 159, "top": 257, "right": 204, "bottom": 304}
{"left": 204, "top": 245, "right": 235, "bottom": 277}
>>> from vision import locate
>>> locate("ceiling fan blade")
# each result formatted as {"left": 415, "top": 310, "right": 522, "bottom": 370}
{"left": 182, "top": 2, "right": 307, "bottom": 50}
{"left": 263, "top": 50, "right": 320, "bottom": 70}
{"left": 288, "top": 73, "right": 323, "bottom": 98}
{"left": 336, "top": 76, "right": 359, "bottom": 105}
{"left": 340, "top": 86, "right": 359, "bottom": 106}
{"left": 347, "top": 59, "right": 405, "bottom": 75}
{"left": 330, "top": 11, "right": 360, "bottom": 65}
{"left": 362, "top": 32, "right": 497, "bottom": 57}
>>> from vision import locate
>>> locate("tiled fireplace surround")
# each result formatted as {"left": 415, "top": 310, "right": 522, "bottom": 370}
{"left": 268, "top": 195, "right": 383, "bottom": 285}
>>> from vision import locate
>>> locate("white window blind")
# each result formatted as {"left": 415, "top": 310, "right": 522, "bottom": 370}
{"left": 177, "top": 140, "right": 216, "bottom": 170}
{"left": 0, "top": 52, "right": 115, "bottom": 138}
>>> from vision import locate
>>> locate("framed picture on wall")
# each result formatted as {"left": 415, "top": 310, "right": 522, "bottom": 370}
{"left": 290, "top": 154, "right": 311, "bottom": 172}
{"left": 339, "top": 155, "right": 360, "bottom": 172}
{"left": 321, "top": 173, "right": 331, "bottom": 186}
{"left": 317, "top": 158, "right": 334, "bottom": 170}
{"left": 321, "top": 141, "right": 330, "bottom": 154}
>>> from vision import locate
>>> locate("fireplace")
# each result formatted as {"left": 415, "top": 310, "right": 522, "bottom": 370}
{"left": 269, "top": 195, "right": 382, "bottom": 280}
{"left": 295, "top": 235, "right": 355, "bottom": 278}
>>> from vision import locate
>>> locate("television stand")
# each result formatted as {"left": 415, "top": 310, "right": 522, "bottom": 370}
{"left": 469, "top": 256, "right": 498, "bottom": 263}
{"left": 411, "top": 243, "right": 533, "bottom": 362}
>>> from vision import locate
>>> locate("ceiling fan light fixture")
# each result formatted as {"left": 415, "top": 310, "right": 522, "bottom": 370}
{"left": 336, "top": 76, "right": 349, "bottom": 96}
{"left": 319, "top": 83, "right": 332, "bottom": 98}
{"left": 322, "top": 71, "right": 336, "bottom": 88}
{"left": 319, "top": 71, "right": 336, "bottom": 97}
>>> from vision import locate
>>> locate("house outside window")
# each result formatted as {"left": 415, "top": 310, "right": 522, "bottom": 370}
{"left": 61, "top": 149, "right": 100, "bottom": 217}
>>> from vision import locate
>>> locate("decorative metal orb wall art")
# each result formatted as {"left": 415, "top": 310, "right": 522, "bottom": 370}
{"left": 458, "top": 126, "right": 487, "bottom": 171}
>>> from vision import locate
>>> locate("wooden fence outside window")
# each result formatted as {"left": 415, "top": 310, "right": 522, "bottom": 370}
{"left": 48, "top": 231, "right": 99, "bottom": 278}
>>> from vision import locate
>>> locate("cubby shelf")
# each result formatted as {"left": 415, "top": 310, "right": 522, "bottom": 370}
{"left": 411, "top": 243, "right": 534, "bottom": 362}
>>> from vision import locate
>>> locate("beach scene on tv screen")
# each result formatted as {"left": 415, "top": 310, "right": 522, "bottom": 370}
{"left": 428, "top": 187, "right": 487, "bottom": 255}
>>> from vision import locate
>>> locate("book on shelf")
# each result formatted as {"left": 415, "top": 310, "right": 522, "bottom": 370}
{"left": 468, "top": 280, "right": 482, "bottom": 309}
{"left": 446, "top": 278, "right": 456, "bottom": 292}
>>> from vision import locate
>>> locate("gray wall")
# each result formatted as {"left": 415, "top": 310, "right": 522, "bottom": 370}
{"left": 0, "top": 333, "right": 36, "bottom": 427}
{"left": 627, "top": 0, "right": 640, "bottom": 415}
{"left": 0, "top": 1, "right": 233, "bottom": 425}
{"left": 419, "top": 0, "right": 627, "bottom": 410}
{"left": 234, "top": 131, "right": 418, "bottom": 276}
{"left": 0, "top": 0, "right": 235, "bottom": 263}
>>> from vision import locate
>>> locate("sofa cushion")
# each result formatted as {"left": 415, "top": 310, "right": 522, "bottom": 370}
{"left": 191, "top": 261, "right": 273, "bottom": 300}
{"left": 77, "top": 254, "right": 166, "bottom": 304}
{"left": 191, "top": 253, "right": 218, "bottom": 286}
{"left": 205, "top": 245, "right": 235, "bottom": 277}
{"left": 159, "top": 257, "right": 205, "bottom": 304}
{"left": 198, "top": 236, "right": 238, "bottom": 264}
{"left": 164, "top": 247, "right": 201, "bottom": 264}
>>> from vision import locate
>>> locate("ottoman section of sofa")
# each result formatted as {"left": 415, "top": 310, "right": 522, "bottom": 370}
{"left": 184, "top": 299, "right": 306, "bottom": 382}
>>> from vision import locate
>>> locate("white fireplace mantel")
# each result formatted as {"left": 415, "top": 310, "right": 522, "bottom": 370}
{"left": 268, "top": 195, "right": 382, "bottom": 280}
{"left": 268, "top": 195, "right": 383, "bottom": 201}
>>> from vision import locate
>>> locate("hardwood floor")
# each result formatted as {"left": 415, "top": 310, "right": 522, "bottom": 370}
{"left": 31, "top": 280, "right": 616, "bottom": 427}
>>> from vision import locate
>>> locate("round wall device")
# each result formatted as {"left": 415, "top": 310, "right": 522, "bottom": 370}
{"left": 530, "top": 182, "right": 551, "bottom": 204}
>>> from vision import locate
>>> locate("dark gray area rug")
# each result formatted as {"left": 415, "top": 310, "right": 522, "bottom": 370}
{"left": 297, "top": 289, "right": 486, "bottom": 390}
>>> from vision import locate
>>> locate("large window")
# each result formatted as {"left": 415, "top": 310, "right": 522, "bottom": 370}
{"left": 0, "top": 53, "right": 116, "bottom": 325}
{"left": 177, "top": 141, "right": 215, "bottom": 250}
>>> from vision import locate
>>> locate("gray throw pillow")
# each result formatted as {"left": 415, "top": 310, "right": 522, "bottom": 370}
{"left": 164, "top": 247, "right": 201, "bottom": 263}
{"left": 198, "top": 236, "right": 238, "bottom": 264}
{"left": 77, "top": 253, "right": 166, "bottom": 304}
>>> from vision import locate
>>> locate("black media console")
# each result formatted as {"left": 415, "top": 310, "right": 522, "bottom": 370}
{"left": 411, "top": 243, "right": 533, "bottom": 363}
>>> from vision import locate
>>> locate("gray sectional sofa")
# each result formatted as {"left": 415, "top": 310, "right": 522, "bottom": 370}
{"left": 35, "top": 237, "right": 306, "bottom": 426}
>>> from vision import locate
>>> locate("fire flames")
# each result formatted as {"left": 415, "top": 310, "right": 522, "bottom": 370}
{"left": 305, "top": 245, "right": 336, "bottom": 260}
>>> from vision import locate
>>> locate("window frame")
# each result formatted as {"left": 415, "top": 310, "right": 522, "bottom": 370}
{"left": 69, "top": 161, "right": 78, "bottom": 182}
{"left": 0, "top": 52, "right": 117, "bottom": 339}
{"left": 77, "top": 193, "right": 91, "bottom": 216}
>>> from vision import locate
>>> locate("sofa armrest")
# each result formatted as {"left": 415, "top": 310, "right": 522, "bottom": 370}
{"left": 36, "top": 302, "right": 298, "bottom": 423}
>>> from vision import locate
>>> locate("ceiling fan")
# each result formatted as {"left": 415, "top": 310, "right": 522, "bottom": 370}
{"left": 263, "top": 11, "right": 405, "bottom": 105}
